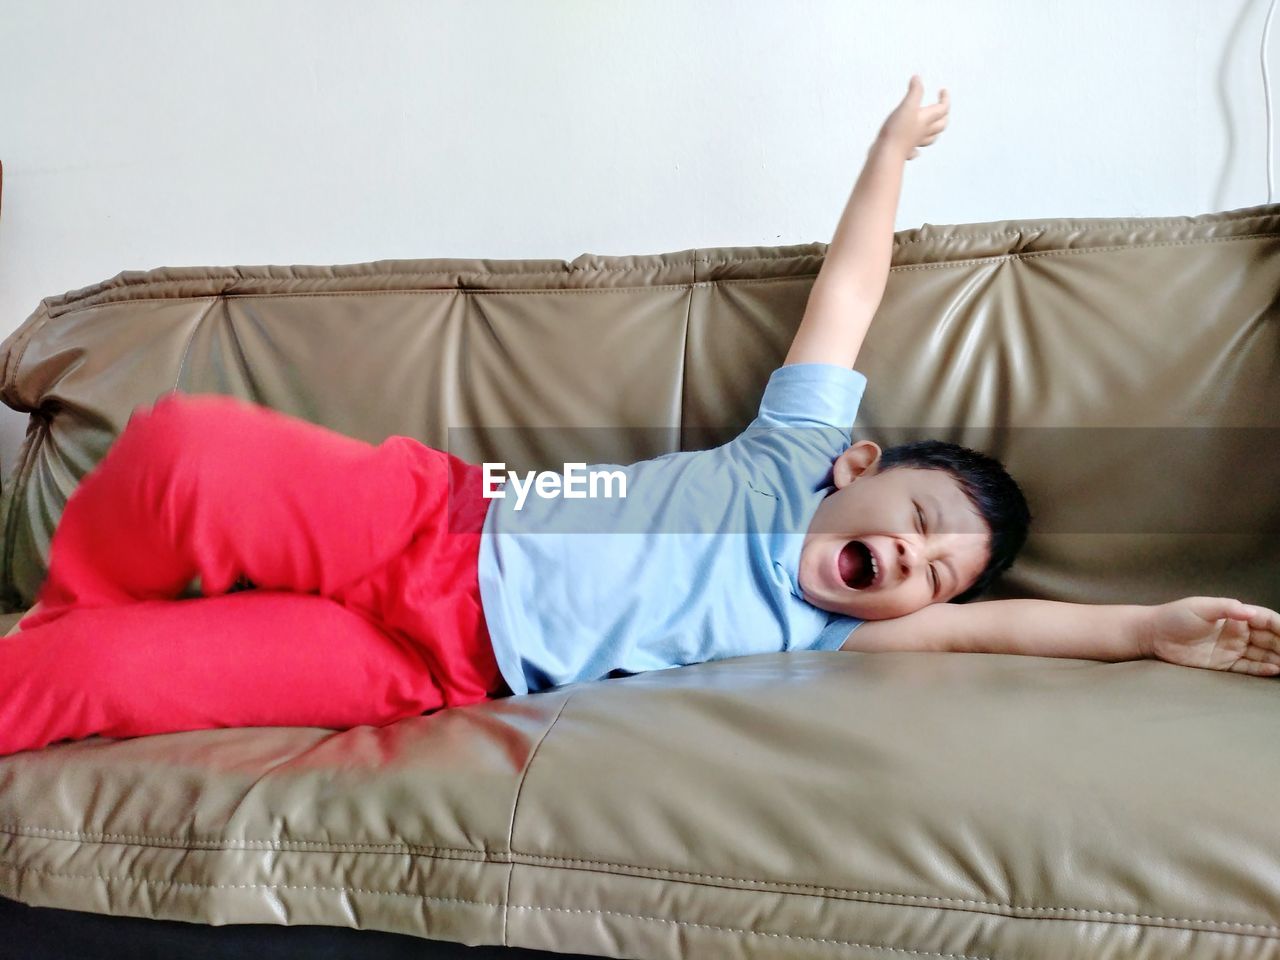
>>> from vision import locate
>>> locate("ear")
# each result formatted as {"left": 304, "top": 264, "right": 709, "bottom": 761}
{"left": 832, "top": 440, "right": 882, "bottom": 489}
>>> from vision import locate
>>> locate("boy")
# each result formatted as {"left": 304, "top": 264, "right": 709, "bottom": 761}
{"left": 474, "top": 75, "right": 1279, "bottom": 695}
{"left": 3, "top": 77, "right": 1278, "bottom": 756}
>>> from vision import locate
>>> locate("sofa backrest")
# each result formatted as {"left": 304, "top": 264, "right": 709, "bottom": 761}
{"left": 2, "top": 206, "right": 1278, "bottom": 611}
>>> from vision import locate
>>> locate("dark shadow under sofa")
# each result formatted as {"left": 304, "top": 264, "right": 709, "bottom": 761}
{"left": 0, "top": 206, "right": 1278, "bottom": 959}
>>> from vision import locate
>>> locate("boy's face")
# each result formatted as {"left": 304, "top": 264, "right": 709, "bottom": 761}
{"left": 799, "top": 440, "right": 992, "bottom": 620}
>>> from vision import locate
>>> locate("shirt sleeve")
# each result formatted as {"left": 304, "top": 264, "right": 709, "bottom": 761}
{"left": 728, "top": 363, "right": 869, "bottom": 497}
{"left": 810, "top": 614, "right": 865, "bottom": 651}
{"left": 753, "top": 362, "right": 869, "bottom": 432}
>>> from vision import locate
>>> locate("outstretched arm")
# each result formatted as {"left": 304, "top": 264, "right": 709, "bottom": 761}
{"left": 784, "top": 75, "right": 949, "bottom": 370}
{"left": 841, "top": 596, "right": 1280, "bottom": 677}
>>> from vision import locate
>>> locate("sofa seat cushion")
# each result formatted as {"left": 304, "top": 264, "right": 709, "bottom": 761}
{"left": 3, "top": 650, "right": 1278, "bottom": 957}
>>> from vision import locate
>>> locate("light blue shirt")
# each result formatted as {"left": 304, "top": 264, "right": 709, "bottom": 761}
{"left": 476, "top": 362, "right": 868, "bottom": 695}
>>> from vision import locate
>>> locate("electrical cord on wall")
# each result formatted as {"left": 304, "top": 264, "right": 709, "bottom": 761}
{"left": 1265, "top": 0, "right": 1279, "bottom": 202}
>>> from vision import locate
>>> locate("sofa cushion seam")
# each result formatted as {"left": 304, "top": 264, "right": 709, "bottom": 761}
{"left": 3, "top": 821, "right": 1274, "bottom": 931}
{"left": 502, "top": 690, "right": 577, "bottom": 946}
{"left": 1, "top": 859, "right": 1277, "bottom": 940}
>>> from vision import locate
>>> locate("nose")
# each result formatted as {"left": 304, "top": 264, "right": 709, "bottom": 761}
{"left": 895, "top": 537, "right": 919, "bottom": 582}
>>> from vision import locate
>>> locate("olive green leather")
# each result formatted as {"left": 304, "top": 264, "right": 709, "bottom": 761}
{"left": 0, "top": 205, "right": 1277, "bottom": 957}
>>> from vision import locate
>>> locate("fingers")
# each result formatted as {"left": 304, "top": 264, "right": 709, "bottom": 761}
{"left": 1231, "top": 599, "right": 1280, "bottom": 677}
{"left": 1247, "top": 646, "right": 1280, "bottom": 668}
{"left": 902, "top": 76, "right": 949, "bottom": 117}
{"left": 1245, "top": 611, "right": 1280, "bottom": 671}
{"left": 1226, "top": 601, "right": 1280, "bottom": 644}
{"left": 1230, "top": 658, "right": 1280, "bottom": 676}
{"left": 902, "top": 75, "right": 923, "bottom": 106}
{"left": 1242, "top": 603, "right": 1280, "bottom": 635}
{"left": 1232, "top": 645, "right": 1280, "bottom": 674}
{"left": 1246, "top": 605, "right": 1280, "bottom": 636}
{"left": 896, "top": 77, "right": 949, "bottom": 158}
{"left": 905, "top": 75, "right": 949, "bottom": 107}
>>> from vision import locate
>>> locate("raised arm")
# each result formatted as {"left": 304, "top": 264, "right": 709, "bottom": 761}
{"left": 784, "top": 75, "right": 949, "bottom": 370}
{"left": 840, "top": 596, "right": 1280, "bottom": 677}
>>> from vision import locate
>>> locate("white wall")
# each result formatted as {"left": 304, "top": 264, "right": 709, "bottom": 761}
{"left": 0, "top": 0, "right": 1275, "bottom": 468}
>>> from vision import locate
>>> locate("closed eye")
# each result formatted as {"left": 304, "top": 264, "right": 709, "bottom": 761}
{"left": 916, "top": 502, "right": 938, "bottom": 596}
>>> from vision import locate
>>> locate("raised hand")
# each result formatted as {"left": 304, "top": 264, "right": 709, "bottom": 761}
{"left": 877, "top": 75, "right": 949, "bottom": 161}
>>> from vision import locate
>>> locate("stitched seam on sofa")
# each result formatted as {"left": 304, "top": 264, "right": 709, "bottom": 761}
{"left": 503, "top": 690, "right": 577, "bottom": 947}
{"left": 677, "top": 276, "right": 694, "bottom": 448}
{"left": 33, "top": 208, "right": 1280, "bottom": 315}
{"left": 171, "top": 297, "right": 221, "bottom": 392}
{"left": 0, "top": 822, "right": 503, "bottom": 850}
{"left": 40, "top": 254, "right": 736, "bottom": 292}
{"left": 2, "top": 861, "right": 1278, "bottom": 943}
{"left": 37, "top": 204, "right": 1280, "bottom": 298}
{"left": 891, "top": 219, "right": 1280, "bottom": 243}
{"left": 0, "top": 412, "right": 54, "bottom": 607}
{"left": 34, "top": 207, "right": 1280, "bottom": 303}
{"left": 11, "top": 817, "right": 1280, "bottom": 929}
{"left": 504, "top": 911, "right": 1274, "bottom": 957}
{"left": 14, "top": 815, "right": 1280, "bottom": 934}
{"left": 37, "top": 230, "right": 1280, "bottom": 318}
{"left": 883, "top": 231, "right": 1280, "bottom": 270}
{"left": 2, "top": 851, "right": 1278, "bottom": 935}
{"left": 5, "top": 304, "right": 57, "bottom": 404}
{"left": 0, "top": 419, "right": 33, "bottom": 603}
{"left": 509, "top": 911, "right": 1269, "bottom": 957}
{"left": 42, "top": 294, "right": 220, "bottom": 323}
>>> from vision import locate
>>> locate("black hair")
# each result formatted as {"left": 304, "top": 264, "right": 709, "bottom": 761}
{"left": 874, "top": 439, "right": 1032, "bottom": 603}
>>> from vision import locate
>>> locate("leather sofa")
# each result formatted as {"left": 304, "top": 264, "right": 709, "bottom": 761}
{"left": 0, "top": 205, "right": 1278, "bottom": 959}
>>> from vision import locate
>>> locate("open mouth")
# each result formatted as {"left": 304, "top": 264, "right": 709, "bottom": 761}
{"left": 837, "top": 539, "right": 880, "bottom": 590}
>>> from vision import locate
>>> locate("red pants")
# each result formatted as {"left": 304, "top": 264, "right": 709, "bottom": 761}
{"left": 0, "top": 392, "right": 509, "bottom": 755}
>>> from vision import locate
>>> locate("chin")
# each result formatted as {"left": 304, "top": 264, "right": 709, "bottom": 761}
{"left": 849, "top": 605, "right": 903, "bottom": 621}
{"left": 809, "top": 588, "right": 913, "bottom": 621}
{"left": 803, "top": 589, "right": 874, "bottom": 620}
